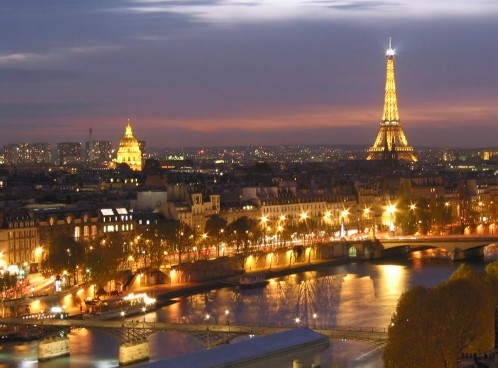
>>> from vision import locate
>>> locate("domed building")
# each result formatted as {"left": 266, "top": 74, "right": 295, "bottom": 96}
{"left": 116, "top": 120, "right": 142, "bottom": 171}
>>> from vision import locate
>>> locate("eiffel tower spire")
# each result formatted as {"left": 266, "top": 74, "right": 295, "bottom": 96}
{"left": 367, "top": 38, "right": 417, "bottom": 162}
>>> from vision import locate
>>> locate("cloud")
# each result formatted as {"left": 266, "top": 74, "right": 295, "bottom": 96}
{"left": 117, "top": 0, "right": 498, "bottom": 24}
{"left": 0, "top": 45, "right": 121, "bottom": 67}
{"left": 309, "top": 0, "right": 403, "bottom": 11}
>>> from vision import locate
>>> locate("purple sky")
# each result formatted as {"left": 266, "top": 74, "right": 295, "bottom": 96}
{"left": 1, "top": 0, "right": 498, "bottom": 148}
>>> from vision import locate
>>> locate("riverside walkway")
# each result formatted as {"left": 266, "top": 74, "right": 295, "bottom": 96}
{"left": 0, "top": 317, "right": 388, "bottom": 342}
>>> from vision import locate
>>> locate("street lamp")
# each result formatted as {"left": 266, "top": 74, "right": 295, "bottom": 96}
{"left": 363, "top": 208, "right": 371, "bottom": 235}
{"left": 300, "top": 212, "right": 308, "bottom": 245}
{"left": 340, "top": 209, "right": 349, "bottom": 238}
{"left": 35, "top": 246, "right": 43, "bottom": 264}
{"left": 387, "top": 204, "right": 396, "bottom": 235}
{"left": 205, "top": 313, "right": 211, "bottom": 348}
{"left": 225, "top": 309, "right": 230, "bottom": 332}
{"left": 277, "top": 225, "right": 283, "bottom": 247}
{"left": 202, "top": 233, "right": 208, "bottom": 258}
{"left": 260, "top": 216, "right": 268, "bottom": 247}
{"left": 219, "top": 228, "right": 225, "bottom": 257}
{"left": 279, "top": 215, "right": 286, "bottom": 246}
{"left": 323, "top": 211, "right": 331, "bottom": 239}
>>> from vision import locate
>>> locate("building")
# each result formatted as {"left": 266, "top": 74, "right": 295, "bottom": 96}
{"left": 116, "top": 120, "right": 142, "bottom": 171}
{"left": 0, "top": 210, "right": 40, "bottom": 268}
{"left": 366, "top": 38, "right": 417, "bottom": 162}
{"left": 57, "top": 142, "right": 82, "bottom": 166}
{"left": 3, "top": 143, "right": 52, "bottom": 165}
{"left": 85, "top": 140, "right": 113, "bottom": 166}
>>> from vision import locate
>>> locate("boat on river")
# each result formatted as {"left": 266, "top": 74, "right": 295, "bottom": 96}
{"left": 84, "top": 292, "right": 158, "bottom": 320}
{"left": 238, "top": 273, "right": 268, "bottom": 288}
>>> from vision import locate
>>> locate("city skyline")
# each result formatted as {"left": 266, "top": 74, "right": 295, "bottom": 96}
{"left": 2, "top": 1, "right": 498, "bottom": 148}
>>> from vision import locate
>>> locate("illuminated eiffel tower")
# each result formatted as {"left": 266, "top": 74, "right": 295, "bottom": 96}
{"left": 366, "top": 38, "right": 417, "bottom": 162}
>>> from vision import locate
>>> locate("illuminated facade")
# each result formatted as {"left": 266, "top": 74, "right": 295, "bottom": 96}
{"left": 0, "top": 211, "right": 39, "bottom": 267}
{"left": 3, "top": 143, "right": 52, "bottom": 165}
{"left": 367, "top": 39, "right": 417, "bottom": 162}
{"left": 57, "top": 142, "right": 82, "bottom": 166}
{"left": 116, "top": 120, "right": 142, "bottom": 171}
{"left": 86, "top": 140, "right": 113, "bottom": 165}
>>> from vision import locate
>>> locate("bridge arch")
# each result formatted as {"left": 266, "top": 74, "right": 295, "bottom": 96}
{"left": 348, "top": 246, "right": 357, "bottom": 257}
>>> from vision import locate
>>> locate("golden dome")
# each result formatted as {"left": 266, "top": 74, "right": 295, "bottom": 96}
{"left": 116, "top": 119, "right": 142, "bottom": 171}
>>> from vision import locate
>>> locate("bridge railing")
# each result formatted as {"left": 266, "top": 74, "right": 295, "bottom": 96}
{"left": 156, "top": 317, "right": 386, "bottom": 334}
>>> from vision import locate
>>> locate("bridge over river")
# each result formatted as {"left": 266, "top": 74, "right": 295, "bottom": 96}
{"left": 1, "top": 316, "right": 387, "bottom": 364}
{"left": 1, "top": 316, "right": 387, "bottom": 341}
{"left": 345, "top": 235, "right": 498, "bottom": 260}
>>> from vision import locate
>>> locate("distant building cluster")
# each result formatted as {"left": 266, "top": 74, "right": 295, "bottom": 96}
{"left": 0, "top": 120, "right": 144, "bottom": 170}
{"left": 4, "top": 143, "right": 52, "bottom": 166}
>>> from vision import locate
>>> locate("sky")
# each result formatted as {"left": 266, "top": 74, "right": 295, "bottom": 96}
{"left": 1, "top": 0, "right": 498, "bottom": 149}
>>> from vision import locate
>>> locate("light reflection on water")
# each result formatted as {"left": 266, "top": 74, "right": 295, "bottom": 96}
{"left": 1, "top": 250, "right": 493, "bottom": 367}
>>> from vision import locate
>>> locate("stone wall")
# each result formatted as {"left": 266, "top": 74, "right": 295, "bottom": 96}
{"left": 178, "top": 242, "right": 351, "bottom": 282}
{"left": 38, "top": 336, "right": 70, "bottom": 362}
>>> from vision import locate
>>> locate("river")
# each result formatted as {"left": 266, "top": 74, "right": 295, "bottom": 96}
{"left": 1, "top": 248, "right": 495, "bottom": 367}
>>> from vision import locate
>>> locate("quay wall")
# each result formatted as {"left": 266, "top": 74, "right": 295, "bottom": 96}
{"left": 173, "top": 241, "right": 377, "bottom": 283}
{"left": 38, "top": 336, "right": 70, "bottom": 362}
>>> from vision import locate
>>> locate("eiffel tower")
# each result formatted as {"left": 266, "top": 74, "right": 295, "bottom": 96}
{"left": 366, "top": 38, "right": 417, "bottom": 162}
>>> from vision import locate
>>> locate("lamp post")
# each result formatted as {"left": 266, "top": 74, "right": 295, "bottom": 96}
{"left": 387, "top": 205, "right": 396, "bottom": 235}
{"left": 260, "top": 216, "right": 268, "bottom": 248}
{"left": 205, "top": 313, "right": 211, "bottom": 348}
{"left": 225, "top": 309, "right": 230, "bottom": 343}
{"left": 219, "top": 228, "right": 224, "bottom": 257}
{"left": 277, "top": 225, "right": 283, "bottom": 248}
{"left": 300, "top": 212, "right": 308, "bottom": 246}
{"left": 202, "top": 233, "right": 208, "bottom": 259}
{"left": 340, "top": 210, "right": 349, "bottom": 238}
{"left": 323, "top": 211, "right": 331, "bottom": 239}
{"left": 225, "top": 309, "right": 230, "bottom": 328}
{"left": 363, "top": 208, "right": 371, "bottom": 235}
{"left": 279, "top": 215, "right": 286, "bottom": 247}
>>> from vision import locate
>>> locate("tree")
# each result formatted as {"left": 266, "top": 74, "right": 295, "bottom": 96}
{"left": 135, "top": 223, "right": 168, "bottom": 272}
{"left": 384, "top": 270, "right": 495, "bottom": 367}
{"left": 384, "top": 286, "right": 434, "bottom": 368}
{"left": 42, "top": 234, "right": 85, "bottom": 284}
{"left": 448, "top": 263, "right": 480, "bottom": 283}
{"left": 431, "top": 197, "right": 454, "bottom": 235}
{"left": 204, "top": 215, "right": 227, "bottom": 257}
{"left": 416, "top": 198, "right": 432, "bottom": 235}
{"left": 85, "top": 235, "right": 128, "bottom": 293}
{"left": 0, "top": 272, "right": 18, "bottom": 299}
{"left": 227, "top": 216, "right": 259, "bottom": 254}
{"left": 396, "top": 198, "right": 417, "bottom": 235}
{"left": 484, "top": 261, "right": 498, "bottom": 303}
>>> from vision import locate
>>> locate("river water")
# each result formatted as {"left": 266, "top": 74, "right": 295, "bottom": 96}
{"left": 0, "top": 249, "right": 494, "bottom": 368}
